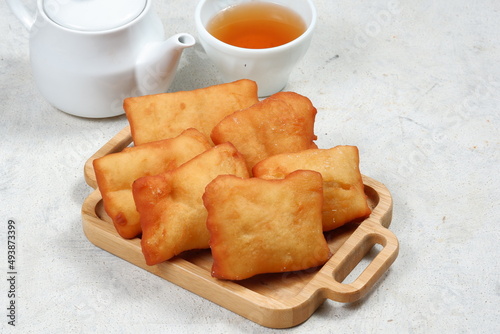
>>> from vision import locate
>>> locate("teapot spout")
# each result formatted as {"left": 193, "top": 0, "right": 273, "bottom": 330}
{"left": 136, "top": 33, "right": 196, "bottom": 96}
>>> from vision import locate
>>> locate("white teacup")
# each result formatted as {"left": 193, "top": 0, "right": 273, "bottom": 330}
{"left": 195, "top": 0, "right": 316, "bottom": 97}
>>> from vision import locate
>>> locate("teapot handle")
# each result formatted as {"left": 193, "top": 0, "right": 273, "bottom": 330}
{"left": 6, "top": 0, "right": 35, "bottom": 30}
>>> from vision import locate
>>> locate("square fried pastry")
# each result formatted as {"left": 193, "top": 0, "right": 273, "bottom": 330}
{"left": 211, "top": 91, "right": 318, "bottom": 172}
{"left": 124, "top": 79, "right": 259, "bottom": 145}
{"left": 132, "top": 143, "right": 249, "bottom": 266}
{"left": 253, "top": 146, "right": 372, "bottom": 231}
{"left": 203, "top": 170, "right": 331, "bottom": 280}
{"left": 93, "top": 128, "right": 212, "bottom": 239}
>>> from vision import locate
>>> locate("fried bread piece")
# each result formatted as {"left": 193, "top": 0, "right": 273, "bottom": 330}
{"left": 210, "top": 91, "right": 318, "bottom": 172}
{"left": 253, "top": 146, "right": 371, "bottom": 231}
{"left": 124, "top": 79, "right": 259, "bottom": 145}
{"left": 93, "top": 128, "right": 212, "bottom": 239}
{"left": 203, "top": 170, "right": 331, "bottom": 280}
{"left": 133, "top": 143, "right": 249, "bottom": 266}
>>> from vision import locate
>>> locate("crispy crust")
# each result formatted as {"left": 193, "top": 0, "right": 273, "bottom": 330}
{"left": 133, "top": 143, "right": 250, "bottom": 265}
{"left": 253, "top": 146, "right": 372, "bottom": 231}
{"left": 93, "top": 128, "right": 212, "bottom": 238}
{"left": 124, "top": 79, "right": 259, "bottom": 145}
{"left": 211, "top": 91, "right": 318, "bottom": 172}
{"left": 203, "top": 170, "right": 330, "bottom": 280}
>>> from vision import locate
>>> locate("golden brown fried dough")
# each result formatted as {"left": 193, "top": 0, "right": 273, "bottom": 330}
{"left": 124, "top": 79, "right": 259, "bottom": 145}
{"left": 133, "top": 143, "right": 249, "bottom": 266}
{"left": 93, "top": 128, "right": 212, "bottom": 239}
{"left": 203, "top": 170, "right": 330, "bottom": 280}
{"left": 211, "top": 91, "right": 318, "bottom": 172}
{"left": 253, "top": 146, "right": 371, "bottom": 231}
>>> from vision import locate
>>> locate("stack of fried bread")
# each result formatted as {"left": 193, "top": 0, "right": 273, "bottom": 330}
{"left": 93, "top": 79, "right": 371, "bottom": 281}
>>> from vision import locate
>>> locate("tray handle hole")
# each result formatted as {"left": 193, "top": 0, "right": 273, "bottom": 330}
{"left": 340, "top": 243, "right": 383, "bottom": 284}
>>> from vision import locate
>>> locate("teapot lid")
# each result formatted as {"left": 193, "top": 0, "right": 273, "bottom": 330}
{"left": 44, "top": 0, "right": 148, "bottom": 32}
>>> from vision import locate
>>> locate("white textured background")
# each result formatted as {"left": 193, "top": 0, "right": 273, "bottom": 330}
{"left": 1, "top": 0, "right": 498, "bottom": 333}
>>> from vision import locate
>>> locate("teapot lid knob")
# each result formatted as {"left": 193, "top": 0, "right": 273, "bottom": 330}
{"left": 43, "top": 0, "right": 147, "bottom": 31}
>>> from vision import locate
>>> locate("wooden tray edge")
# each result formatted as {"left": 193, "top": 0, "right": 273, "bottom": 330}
{"left": 82, "top": 189, "right": 311, "bottom": 328}
{"left": 81, "top": 176, "right": 398, "bottom": 328}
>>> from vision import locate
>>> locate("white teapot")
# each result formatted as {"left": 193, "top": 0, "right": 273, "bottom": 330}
{"left": 6, "top": 0, "right": 195, "bottom": 118}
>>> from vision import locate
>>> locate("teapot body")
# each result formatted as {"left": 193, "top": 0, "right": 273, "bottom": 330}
{"left": 29, "top": 0, "right": 164, "bottom": 118}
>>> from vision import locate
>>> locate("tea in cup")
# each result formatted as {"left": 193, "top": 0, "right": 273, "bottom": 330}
{"left": 195, "top": 0, "right": 316, "bottom": 97}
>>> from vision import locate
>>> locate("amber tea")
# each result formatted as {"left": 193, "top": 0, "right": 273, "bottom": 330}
{"left": 207, "top": 2, "right": 307, "bottom": 49}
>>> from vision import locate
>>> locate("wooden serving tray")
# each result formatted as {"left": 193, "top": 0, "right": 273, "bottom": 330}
{"left": 81, "top": 126, "right": 399, "bottom": 329}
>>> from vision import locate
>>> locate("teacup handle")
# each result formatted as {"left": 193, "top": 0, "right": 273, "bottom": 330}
{"left": 6, "top": 0, "right": 35, "bottom": 30}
